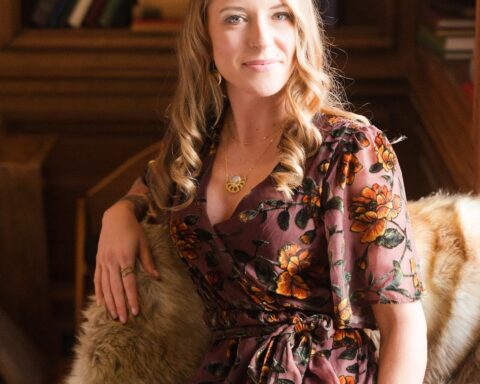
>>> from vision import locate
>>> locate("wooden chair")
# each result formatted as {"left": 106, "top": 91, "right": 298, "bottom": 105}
{"left": 74, "top": 140, "right": 163, "bottom": 328}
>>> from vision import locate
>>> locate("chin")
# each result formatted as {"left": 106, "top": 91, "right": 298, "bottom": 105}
{"left": 242, "top": 82, "right": 288, "bottom": 99}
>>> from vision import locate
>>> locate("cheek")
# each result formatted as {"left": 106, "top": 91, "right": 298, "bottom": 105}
{"left": 212, "top": 34, "right": 241, "bottom": 70}
{"left": 285, "top": 31, "right": 296, "bottom": 58}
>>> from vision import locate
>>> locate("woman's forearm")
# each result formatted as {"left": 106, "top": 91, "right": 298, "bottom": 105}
{"left": 377, "top": 322, "right": 427, "bottom": 384}
{"left": 117, "top": 176, "right": 152, "bottom": 221}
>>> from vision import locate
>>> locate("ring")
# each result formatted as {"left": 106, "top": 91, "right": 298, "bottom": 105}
{"left": 120, "top": 266, "right": 135, "bottom": 278}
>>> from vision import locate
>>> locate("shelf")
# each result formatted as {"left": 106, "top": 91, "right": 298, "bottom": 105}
{"left": 8, "top": 28, "right": 178, "bottom": 51}
{"left": 2, "top": 23, "right": 396, "bottom": 52}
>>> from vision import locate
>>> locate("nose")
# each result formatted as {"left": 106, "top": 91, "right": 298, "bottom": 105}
{"left": 247, "top": 15, "right": 274, "bottom": 49}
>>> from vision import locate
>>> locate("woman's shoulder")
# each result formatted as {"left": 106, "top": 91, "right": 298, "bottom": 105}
{"left": 313, "top": 112, "right": 384, "bottom": 140}
{"left": 306, "top": 112, "right": 398, "bottom": 179}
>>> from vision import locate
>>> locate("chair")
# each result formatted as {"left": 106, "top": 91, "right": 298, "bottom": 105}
{"left": 67, "top": 144, "right": 480, "bottom": 383}
{"left": 74, "top": 140, "right": 162, "bottom": 328}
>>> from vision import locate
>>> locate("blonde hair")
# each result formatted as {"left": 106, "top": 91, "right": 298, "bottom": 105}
{"left": 149, "top": 0, "right": 370, "bottom": 211}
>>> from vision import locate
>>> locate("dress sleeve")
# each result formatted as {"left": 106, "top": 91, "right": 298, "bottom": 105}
{"left": 321, "top": 121, "right": 426, "bottom": 329}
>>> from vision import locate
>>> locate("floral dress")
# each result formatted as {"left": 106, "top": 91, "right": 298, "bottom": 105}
{"left": 162, "top": 113, "right": 425, "bottom": 383}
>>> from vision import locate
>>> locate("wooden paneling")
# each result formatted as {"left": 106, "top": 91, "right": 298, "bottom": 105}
{"left": 0, "top": 135, "right": 56, "bottom": 353}
{"left": 408, "top": 49, "right": 475, "bottom": 192}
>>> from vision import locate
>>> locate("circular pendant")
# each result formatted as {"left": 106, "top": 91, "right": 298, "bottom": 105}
{"left": 225, "top": 175, "right": 246, "bottom": 193}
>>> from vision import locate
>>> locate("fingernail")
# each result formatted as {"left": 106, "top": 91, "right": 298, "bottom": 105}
{"left": 111, "top": 312, "right": 118, "bottom": 319}
{"left": 131, "top": 306, "right": 138, "bottom": 316}
{"left": 154, "top": 270, "right": 161, "bottom": 279}
{"left": 119, "top": 315, "right": 125, "bottom": 323}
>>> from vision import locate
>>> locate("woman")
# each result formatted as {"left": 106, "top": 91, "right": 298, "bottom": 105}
{"left": 95, "top": 0, "right": 428, "bottom": 382}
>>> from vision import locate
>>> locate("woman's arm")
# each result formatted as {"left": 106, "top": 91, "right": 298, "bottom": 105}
{"left": 95, "top": 164, "right": 160, "bottom": 324}
{"left": 115, "top": 164, "right": 154, "bottom": 222}
{"left": 372, "top": 301, "right": 428, "bottom": 384}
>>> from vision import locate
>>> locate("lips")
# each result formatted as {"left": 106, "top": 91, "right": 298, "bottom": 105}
{"left": 244, "top": 59, "right": 279, "bottom": 65}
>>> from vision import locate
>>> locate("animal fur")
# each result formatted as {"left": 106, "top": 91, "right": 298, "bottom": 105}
{"left": 65, "top": 212, "right": 212, "bottom": 384}
{"left": 65, "top": 193, "right": 480, "bottom": 383}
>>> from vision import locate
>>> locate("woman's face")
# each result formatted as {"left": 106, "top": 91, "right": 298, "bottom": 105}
{"left": 207, "top": 0, "right": 296, "bottom": 100}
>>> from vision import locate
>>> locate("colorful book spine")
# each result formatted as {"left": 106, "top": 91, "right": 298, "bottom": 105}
{"left": 68, "top": 0, "right": 94, "bottom": 28}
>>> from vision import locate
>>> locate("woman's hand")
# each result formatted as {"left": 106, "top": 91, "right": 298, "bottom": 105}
{"left": 94, "top": 200, "right": 160, "bottom": 323}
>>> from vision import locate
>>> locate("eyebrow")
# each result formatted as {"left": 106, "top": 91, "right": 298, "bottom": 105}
{"left": 219, "top": 4, "right": 288, "bottom": 13}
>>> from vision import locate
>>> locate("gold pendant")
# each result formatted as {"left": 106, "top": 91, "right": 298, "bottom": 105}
{"left": 225, "top": 175, "right": 246, "bottom": 193}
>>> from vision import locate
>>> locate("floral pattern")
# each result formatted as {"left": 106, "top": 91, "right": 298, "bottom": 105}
{"left": 349, "top": 183, "right": 402, "bottom": 243}
{"left": 164, "top": 113, "right": 425, "bottom": 383}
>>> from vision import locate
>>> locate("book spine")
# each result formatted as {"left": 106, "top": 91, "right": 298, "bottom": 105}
{"left": 47, "top": 0, "right": 71, "bottom": 28}
{"left": 430, "top": 0, "right": 476, "bottom": 18}
{"left": 419, "top": 25, "right": 475, "bottom": 51}
{"left": 57, "top": 0, "right": 78, "bottom": 27}
{"left": 421, "top": 6, "right": 475, "bottom": 30}
{"left": 31, "top": 0, "right": 60, "bottom": 27}
{"left": 111, "top": 0, "right": 134, "bottom": 27}
{"left": 83, "top": 0, "right": 109, "bottom": 27}
{"left": 68, "top": 0, "right": 94, "bottom": 28}
{"left": 99, "top": 0, "right": 123, "bottom": 28}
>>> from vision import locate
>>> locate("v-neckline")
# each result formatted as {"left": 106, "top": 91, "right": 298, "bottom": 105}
{"left": 198, "top": 144, "right": 281, "bottom": 230}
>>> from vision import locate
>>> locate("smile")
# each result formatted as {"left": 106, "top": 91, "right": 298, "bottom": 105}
{"left": 243, "top": 60, "right": 280, "bottom": 72}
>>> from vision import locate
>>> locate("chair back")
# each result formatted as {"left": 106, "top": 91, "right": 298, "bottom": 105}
{"left": 74, "top": 141, "right": 163, "bottom": 328}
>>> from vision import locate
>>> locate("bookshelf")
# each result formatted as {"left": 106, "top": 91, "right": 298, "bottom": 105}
{"left": 407, "top": 1, "right": 479, "bottom": 192}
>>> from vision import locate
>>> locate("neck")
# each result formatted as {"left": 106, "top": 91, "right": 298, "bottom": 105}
{"left": 224, "top": 90, "right": 289, "bottom": 144}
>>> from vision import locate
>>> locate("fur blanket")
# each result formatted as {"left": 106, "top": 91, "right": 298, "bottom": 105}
{"left": 65, "top": 193, "right": 480, "bottom": 384}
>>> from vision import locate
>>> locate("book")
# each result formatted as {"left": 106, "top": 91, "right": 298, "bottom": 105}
{"left": 421, "top": 6, "right": 475, "bottom": 30}
{"left": 110, "top": 0, "right": 135, "bottom": 27}
{"left": 57, "top": 0, "right": 79, "bottom": 27}
{"left": 68, "top": 0, "right": 94, "bottom": 28}
{"left": 99, "top": 0, "right": 125, "bottom": 28}
{"left": 31, "top": 0, "right": 60, "bottom": 27}
{"left": 137, "top": 0, "right": 188, "bottom": 18}
{"left": 48, "top": 0, "right": 76, "bottom": 27}
{"left": 418, "top": 25, "right": 475, "bottom": 52}
{"left": 431, "top": 28, "right": 475, "bottom": 38}
{"left": 429, "top": 0, "right": 476, "bottom": 18}
{"left": 83, "top": 0, "right": 109, "bottom": 27}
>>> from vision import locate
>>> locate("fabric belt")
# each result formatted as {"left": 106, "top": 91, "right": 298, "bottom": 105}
{"left": 205, "top": 308, "right": 338, "bottom": 383}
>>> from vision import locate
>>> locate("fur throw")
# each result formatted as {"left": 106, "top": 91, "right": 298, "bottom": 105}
{"left": 65, "top": 193, "right": 480, "bottom": 383}
{"left": 65, "top": 212, "right": 212, "bottom": 384}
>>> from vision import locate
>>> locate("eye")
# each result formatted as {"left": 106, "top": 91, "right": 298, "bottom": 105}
{"left": 274, "top": 12, "right": 292, "bottom": 21}
{"left": 225, "top": 15, "right": 246, "bottom": 25}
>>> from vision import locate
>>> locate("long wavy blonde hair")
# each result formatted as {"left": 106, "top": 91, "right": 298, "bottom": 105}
{"left": 149, "top": 0, "right": 370, "bottom": 211}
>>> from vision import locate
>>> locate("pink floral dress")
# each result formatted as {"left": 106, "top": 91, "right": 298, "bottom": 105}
{"left": 164, "top": 113, "right": 425, "bottom": 383}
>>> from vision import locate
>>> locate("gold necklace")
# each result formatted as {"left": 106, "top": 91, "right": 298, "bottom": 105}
{"left": 228, "top": 121, "right": 285, "bottom": 146}
{"left": 224, "top": 119, "right": 282, "bottom": 194}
